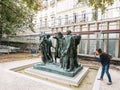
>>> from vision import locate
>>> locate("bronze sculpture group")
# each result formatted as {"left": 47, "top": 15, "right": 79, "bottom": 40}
{"left": 39, "top": 34, "right": 53, "bottom": 63}
{"left": 39, "top": 30, "right": 81, "bottom": 72}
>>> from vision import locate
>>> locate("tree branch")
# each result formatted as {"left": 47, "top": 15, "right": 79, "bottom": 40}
{"left": 0, "top": 1, "right": 20, "bottom": 16}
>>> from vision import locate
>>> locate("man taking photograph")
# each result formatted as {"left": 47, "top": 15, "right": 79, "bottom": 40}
{"left": 94, "top": 48, "right": 112, "bottom": 85}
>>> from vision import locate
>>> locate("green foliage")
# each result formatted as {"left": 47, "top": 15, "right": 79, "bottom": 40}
{"left": 78, "top": 0, "right": 114, "bottom": 14}
{"left": 0, "top": 0, "right": 42, "bottom": 37}
{"left": 22, "top": 0, "right": 42, "bottom": 10}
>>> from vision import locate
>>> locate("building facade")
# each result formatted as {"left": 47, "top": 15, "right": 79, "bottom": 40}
{"left": 9, "top": 0, "right": 120, "bottom": 58}
{"left": 34, "top": 0, "right": 120, "bottom": 58}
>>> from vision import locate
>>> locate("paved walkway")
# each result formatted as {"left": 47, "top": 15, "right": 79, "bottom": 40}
{"left": 0, "top": 58, "right": 120, "bottom": 90}
{"left": 0, "top": 58, "right": 72, "bottom": 90}
{"left": 92, "top": 66, "right": 120, "bottom": 90}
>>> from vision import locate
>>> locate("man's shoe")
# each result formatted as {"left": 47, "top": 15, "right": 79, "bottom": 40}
{"left": 107, "top": 82, "right": 112, "bottom": 85}
{"left": 97, "top": 78, "right": 103, "bottom": 81}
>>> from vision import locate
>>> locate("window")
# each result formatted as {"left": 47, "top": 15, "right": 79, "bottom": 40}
{"left": 109, "top": 22, "right": 117, "bottom": 30}
{"left": 80, "top": 35, "right": 87, "bottom": 54}
{"left": 75, "top": 26, "right": 79, "bottom": 32}
{"left": 99, "top": 23, "right": 106, "bottom": 30}
{"left": 108, "top": 34, "right": 117, "bottom": 57}
{"left": 42, "top": 0, "right": 48, "bottom": 8}
{"left": 50, "top": 0, "right": 55, "bottom": 6}
{"left": 90, "top": 24, "right": 96, "bottom": 31}
{"left": 58, "top": 16, "right": 61, "bottom": 25}
{"left": 98, "top": 34, "right": 104, "bottom": 50}
{"left": 92, "top": 9, "right": 98, "bottom": 21}
{"left": 45, "top": 18, "right": 47, "bottom": 26}
{"left": 89, "top": 35, "right": 96, "bottom": 55}
{"left": 65, "top": 15, "right": 68, "bottom": 25}
{"left": 51, "top": 17, "right": 55, "bottom": 26}
{"left": 82, "top": 25, "right": 87, "bottom": 31}
{"left": 81, "top": 11, "right": 86, "bottom": 22}
{"left": 73, "top": 13, "right": 77, "bottom": 23}
{"left": 73, "top": 0, "right": 78, "bottom": 7}
{"left": 40, "top": 19, "right": 42, "bottom": 26}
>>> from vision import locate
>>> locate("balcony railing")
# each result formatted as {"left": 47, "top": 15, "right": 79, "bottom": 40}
{"left": 39, "top": 7, "right": 120, "bottom": 28}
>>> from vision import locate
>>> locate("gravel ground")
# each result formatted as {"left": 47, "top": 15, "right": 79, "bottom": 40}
{"left": 0, "top": 53, "right": 40, "bottom": 63}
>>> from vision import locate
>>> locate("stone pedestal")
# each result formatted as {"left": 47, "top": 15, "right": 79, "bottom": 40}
{"left": 33, "top": 63, "right": 83, "bottom": 77}
{"left": 25, "top": 64, "right": 89, "bottom": 86}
